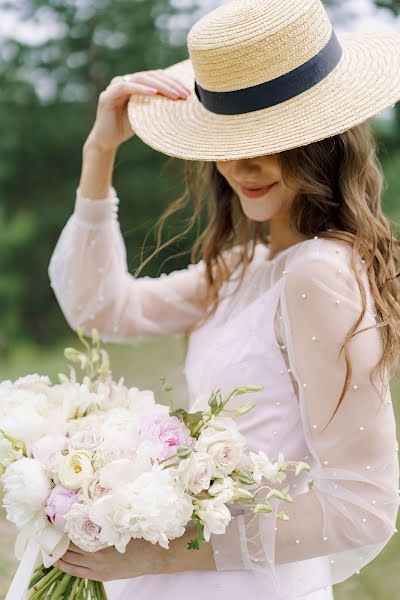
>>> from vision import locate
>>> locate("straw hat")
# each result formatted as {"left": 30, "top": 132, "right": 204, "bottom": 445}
{"left": 127, "top": 0, "right": 400, "bottom": 161}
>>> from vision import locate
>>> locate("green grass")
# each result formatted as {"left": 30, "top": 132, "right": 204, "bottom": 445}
{"left": 0, "top": 338, "right": 399, "bottom": 599}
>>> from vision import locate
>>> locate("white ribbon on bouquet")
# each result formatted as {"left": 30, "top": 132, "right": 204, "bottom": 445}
{"left": 5, "top": 522, "right": 69, "bottom": 600}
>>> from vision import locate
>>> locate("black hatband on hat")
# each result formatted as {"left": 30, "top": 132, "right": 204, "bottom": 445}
{"left": 194, "top": 29, "right": 343, "bottom": 115}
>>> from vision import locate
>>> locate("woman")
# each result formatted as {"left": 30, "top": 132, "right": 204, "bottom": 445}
{"left": 49, "top": 0, "right": 400, "bottom": 598}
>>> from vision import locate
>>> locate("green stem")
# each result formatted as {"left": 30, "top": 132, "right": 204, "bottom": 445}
{"left": 50, "top": 574, "right": 72, "bottom": 600}
{"left": 162, "top": 462, "right": 179, "bottom": 469}
{"left": 99, "top": 582, "right": 108, "bottom": 600}
{"left": 28, "top": 567, "right": 61, "bottom": 598}
{"left": 158, "top": 453, "right": 178, "bottom": 465}
{"left": 67, "top": 577, "right": 82, "bottom": 599}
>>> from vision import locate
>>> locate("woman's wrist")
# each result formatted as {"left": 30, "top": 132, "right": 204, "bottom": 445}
{"left": 80, "top": 138, "right": 117, "bottom": 200}
{"left": 157, "top": 527, "right": 216, "bottom": 575}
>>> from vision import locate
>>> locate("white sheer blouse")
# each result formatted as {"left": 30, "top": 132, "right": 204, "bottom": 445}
{"left": 49, "top": 185, "right": 400, "bottom": 599}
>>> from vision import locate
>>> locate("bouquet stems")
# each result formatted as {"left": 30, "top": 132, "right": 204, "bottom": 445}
{"left": 28, "top": 566, "right": 107, "bottom": 599}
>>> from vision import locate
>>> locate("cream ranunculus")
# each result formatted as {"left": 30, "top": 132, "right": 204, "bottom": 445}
{"left": 196, "top": 417, "right": 247, "bottom": 477}
{"left": 58, "top": 451, "right": 94, "bottom": 490}
{"left": 195, "top": 498, "right": 232, "bottom": 542}
{"left": 177, "top": 451, "right": 212, "bottom": 494}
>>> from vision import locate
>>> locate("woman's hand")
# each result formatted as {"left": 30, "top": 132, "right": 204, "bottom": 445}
{"left": 85, "top": 70, "right": 191, "bottom": 153}
{"left": 55, "top": 539, "right": 165, "bottom": 582}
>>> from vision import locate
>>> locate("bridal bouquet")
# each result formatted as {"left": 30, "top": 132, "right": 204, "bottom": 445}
{"left": 1, "top": 329, "right": 312, "bottom": 600}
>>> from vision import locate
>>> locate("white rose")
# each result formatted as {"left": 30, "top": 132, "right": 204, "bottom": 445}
{"left": 79, "top": 476, "right": 109, "bottom": 504}
{"left": 68, "top": 431, "right": 103, "bottom": 453}
{"left": 196, "top": 418, "right": 246, "bottom": 477}
{"left": 250, "top": 450, "right": 287, "bottom": 485}
{"left": 196, "top": 498, "right": 232, "bottom": 541}
{"left": 2, "top": 458, "right": 51, "bottom": 528}
{"left": 58, "top": 451, "right": 94, "bottom": 490}
{"left": 177, "top": 451, "right": 212, "bottom": 494}
{"left": 64, "top": 503, "right": 109, "bottom": 552}
{"left": 208, "top": 477, "right": 235, "bottom": 503}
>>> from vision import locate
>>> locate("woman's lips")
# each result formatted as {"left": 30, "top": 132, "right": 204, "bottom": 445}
{"left": 239, "top": 182, "right": 278, "bottom": 198}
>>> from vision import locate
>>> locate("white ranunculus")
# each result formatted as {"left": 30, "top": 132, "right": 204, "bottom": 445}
{"left": 90, "top": 467, "right": 194, "bottom": 551}
{"left": 177, "top": 451, "right": 212, "bottom": 494}
{"left": 208, "top": 477, "right": 236, "bottom": 503}
{"left": 2, "top": 458, "right": 51, "bottom": 528}
{"left": 64, "top": 503, "right": 109, "bottom": 552}
{"left": 196, "top": 417, "right": 246, "bottom": 477}
{"left": 196, "top": 498, "right": 232, "bottom": 542}
{"left": 58, "top": 451, "right": 94, "bottom": 490}
{"left": 250, "top": 450, "right": 287, "bottom": 485}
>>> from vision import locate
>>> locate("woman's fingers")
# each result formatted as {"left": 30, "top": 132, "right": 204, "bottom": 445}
{"left": 111, "top": 70, "right": 190, "bottom": 99}
{"left": 135, "top": 70, "right": 190, "bottom": 96}
{"left": 62, "top": 550, "right": 91, "bottom": 568}
{"left": 55, "top": 559, "right": 95, "bottom": 580}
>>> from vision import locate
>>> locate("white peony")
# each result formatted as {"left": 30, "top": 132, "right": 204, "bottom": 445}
{"left": 126, "top": 388, "right": 169, "bottom": 416}
{"left": 90, "top": 467, "right": 194, "bottom": 551}
{"left": 208, "top": 477, "right": 236, "bottom": 503}
{"left": 196, "top": 498, "right": 232, "bottom": 541}
{"left": 196, "top": 417, "right": 246, "bottom": 477}
{"left": 0, "top": 385, "right": 64, "bottom": 450}
{"left": 2, "top": 458, "right": 51, "bottom": 528}
{"left": 176, "top": 451, "right": 212, "bottom": 494}
{"left": 64, "top": 503, "right": 109, "bottom": 552}
{"left": 250, "top": 450, "right": 287, "bottom": 485}
{"left": 58, "top": 451, "right": 94, "bottom": 490}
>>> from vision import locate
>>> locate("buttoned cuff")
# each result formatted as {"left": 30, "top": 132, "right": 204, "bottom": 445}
{"left": 74, "top": 185, "right": 119, "bottom": 225}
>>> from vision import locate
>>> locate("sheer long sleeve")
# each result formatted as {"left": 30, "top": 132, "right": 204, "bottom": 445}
{"left": 210, "top": 249, "right": 400, "bottom": 597}
{"left": 48, "top": 186, "right": 208, "bottom": 342}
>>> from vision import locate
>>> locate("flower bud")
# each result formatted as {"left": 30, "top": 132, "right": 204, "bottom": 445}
{"left": 237, "top": 471, "right": 254, "bottom": 486}
{"left": 254, "top": 503, "right": 274, "bottom": 513}
{"left": 176, "top": 445, "right": 193, "bottom": 459}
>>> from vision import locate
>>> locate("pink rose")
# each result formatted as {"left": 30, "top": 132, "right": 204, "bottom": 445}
{"left": 32, "top": 434, "right": 68, "bottom": 472}
{"left": 137, "top": 415, "right": 194, "bottom": 460}
{"left": 45, "top": 485, "right": 79, "bottom": 531}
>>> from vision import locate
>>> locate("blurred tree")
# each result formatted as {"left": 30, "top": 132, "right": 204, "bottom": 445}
{"left": 0, "top": 0, "right": 201, "bottom": 350}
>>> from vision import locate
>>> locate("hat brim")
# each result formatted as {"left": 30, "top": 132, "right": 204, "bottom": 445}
{"left": 127, "top": 31, "right": 400, "bottom": 161}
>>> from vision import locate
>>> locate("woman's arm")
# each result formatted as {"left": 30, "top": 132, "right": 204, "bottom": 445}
{"left": 57, "top": 523, "right": 216, "bottom": 581}
{"left": 48, "top": 71, "right": 211, "bottom": 342}
{"left": 207, "top": 250, "right": 400, "bottom": 595}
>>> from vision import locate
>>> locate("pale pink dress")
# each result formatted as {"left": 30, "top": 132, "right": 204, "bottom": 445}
{"left": 49, "top": 186, "right": 400, "bottom": 599}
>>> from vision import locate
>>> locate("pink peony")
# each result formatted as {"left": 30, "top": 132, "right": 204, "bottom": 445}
{"left": 137, "top": 415, "right": 194, "bottom": 460}
{"left": 45, "top": 485, "right": 79, "bottom": 531}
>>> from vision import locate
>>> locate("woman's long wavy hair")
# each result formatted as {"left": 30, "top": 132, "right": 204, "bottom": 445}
{"left": 135, "top": 120, "right": 400, "bottom": 429}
